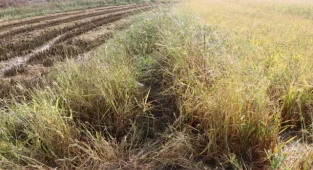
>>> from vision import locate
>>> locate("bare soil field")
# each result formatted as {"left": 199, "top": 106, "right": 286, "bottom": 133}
{"left": 0, "top": 3, "right": 155, "bottom": 99}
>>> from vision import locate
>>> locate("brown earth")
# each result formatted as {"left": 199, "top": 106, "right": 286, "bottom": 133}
{"left": 0, "top": 4, "right": 132, "bottom": 32}
{"left": 0, "top": 4, "right": 151, "bottom": 59}
{"left": 0, "top": 3, "right": 156, "bottom": 101}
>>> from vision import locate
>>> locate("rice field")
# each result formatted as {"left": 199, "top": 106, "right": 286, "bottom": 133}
{"left": 1, "top": 0, "right": 313, "bottom": 169}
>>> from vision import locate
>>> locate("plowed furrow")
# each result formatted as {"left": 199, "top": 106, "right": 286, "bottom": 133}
{"left": 38, "top": 7, "right": 152, "bottom": 58}
{"left": 0, "top": 5, "right": 153, "bottom": 61}
{"left": 0, "top": 4, "right": 143, "bottom": 39}
{"left": 53, "top": 6, "right": 152, "bottom": 45}
{"left": 26, "top": 23, "right": 125, "bottom": 69}
{"left": 0, "top": 6, "right": 155, "bottom": 77}
{"left": 0, "top": 4, "right": 131, "bottom": 32}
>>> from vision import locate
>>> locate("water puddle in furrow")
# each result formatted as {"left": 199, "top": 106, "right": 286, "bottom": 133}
{"left": 0, "top": 35, "right": 63, "bottom": 77}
